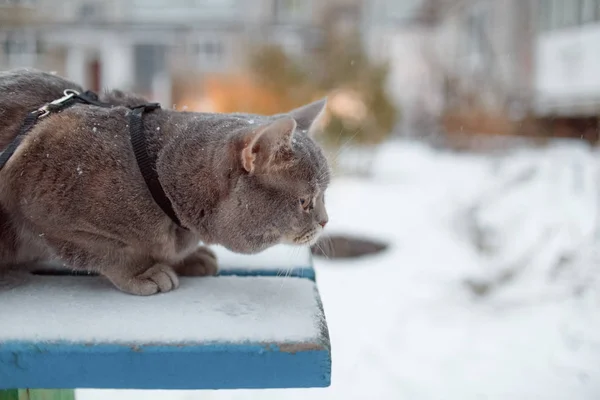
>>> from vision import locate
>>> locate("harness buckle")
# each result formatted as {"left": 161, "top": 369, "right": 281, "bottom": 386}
{"left": 37, "top": 89, "right": 81, "bottom": 118}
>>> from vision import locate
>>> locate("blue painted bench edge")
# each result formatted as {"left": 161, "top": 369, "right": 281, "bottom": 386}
{"left": 32, "top": 258, "right": 317, "bottom": 281}
{"left": 0, "top": 341, "right": 331, "bottom": 390}
{"left": 219, "top": 266, "right": 315, "bottom": 281}
{"left": 34, "top": 267, "right": 316, "bottom": 281}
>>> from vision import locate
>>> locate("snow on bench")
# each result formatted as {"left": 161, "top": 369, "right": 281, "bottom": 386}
{"left": 214, "top": 244, "right": 315, "bottom": 280}
{"left": 0, "top": 245, "right": 331, "bottom": 390}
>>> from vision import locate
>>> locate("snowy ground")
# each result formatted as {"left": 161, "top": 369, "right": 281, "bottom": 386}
{"left": 78, "top": 139, "right": 600, "bottom": 400}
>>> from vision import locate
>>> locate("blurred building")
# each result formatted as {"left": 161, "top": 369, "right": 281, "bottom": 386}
{"left": 0, "top": 0, "right": 361, "bottom": 106}
{"left": 366, "top": 0, "right": 600, "bottom": 142}
{"left": 362, "top": 0, "right": 441, "bottom": 138}
{"left": 361, "top": 0, "right": 536, "bottom": 138}
{"left": 534, "top": 0, "right": 600, "bottom": 141}
{"left": 433, "top": 0, "right": 535, "bottom": 112}
{"left": 4, "top": 0, "right": 600, "bottom": 142}
{"left": 2, "top": 0, "right": 247, "bottom": 105}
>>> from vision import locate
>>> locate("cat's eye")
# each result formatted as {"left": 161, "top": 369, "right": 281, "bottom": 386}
{"left": 299, "top": 198, "right": 310, "bottom": 210}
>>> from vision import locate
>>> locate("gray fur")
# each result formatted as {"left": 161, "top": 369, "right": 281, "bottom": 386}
{"left": 0, "top": 68, "right": 330, "bottom": 295}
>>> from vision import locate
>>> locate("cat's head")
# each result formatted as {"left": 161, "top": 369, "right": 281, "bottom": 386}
{"left": 213, "top": 99, "right": 330, "bottom": 254}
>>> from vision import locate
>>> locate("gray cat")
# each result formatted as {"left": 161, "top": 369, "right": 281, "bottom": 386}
{"left": 0, "top": 68, "right": 330, "bottom": 295}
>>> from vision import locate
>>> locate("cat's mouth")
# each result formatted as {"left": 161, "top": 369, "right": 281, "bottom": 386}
{"left": 293, "top": 228, "right": 322, "bottom": 246}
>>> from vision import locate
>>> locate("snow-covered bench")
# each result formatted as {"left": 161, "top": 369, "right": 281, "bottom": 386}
{"left": 0, "top": 245, "right": 331, "bottom": 396}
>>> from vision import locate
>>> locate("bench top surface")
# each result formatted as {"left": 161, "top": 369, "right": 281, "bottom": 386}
{"left": 0, "top": 245, "right": 330, "bottom": 390}
{"left": 0, "top": 275, "right": 323, "bottom": 344}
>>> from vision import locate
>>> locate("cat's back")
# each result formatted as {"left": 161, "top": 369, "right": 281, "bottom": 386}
{"left": 0, "top": 68, "right": 83, "bottom": 151}
{"left": 0, "top": 103, "right": 168, "bottom": 238}
{"left": 4, "top": 104, "right": 135, "bottom": 193}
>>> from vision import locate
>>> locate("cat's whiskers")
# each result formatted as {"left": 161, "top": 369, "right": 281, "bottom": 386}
{"left": 314, "top": 240, "right": 329, "bottom": 260}
{"left": 316, "top": 166, "right": 334, "bottom": 183}
{"left": 323, "top": 126, "right": 347, "bottom": 165}
{"left": 315, "top": 154, "right": 334, "bottom": 183}
{"left": 325, "top": 125, "right": 365, "bottom": 171}
{"left": 325, "top": 235, "right": 334, "bottom": 257}
{"left": 276, "top": 247, "right": 303, "bottom": 294}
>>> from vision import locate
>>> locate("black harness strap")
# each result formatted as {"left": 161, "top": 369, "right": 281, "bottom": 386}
{"left": 128, "top": 103, "right": 183, "bottom": 227}
{"left": 0, "top": 89, "right": 185, "bottom": 229}
{"left": 0, "top": 110, "right": 41, "bottom": 169}
{"left": 0, "top": 89, "right": 92, "bottom": 170}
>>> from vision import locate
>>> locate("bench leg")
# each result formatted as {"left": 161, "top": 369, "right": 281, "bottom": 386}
{"left": 0, "top": 390, "right": 18, "bottom": 400}
{"left": 0, "top": 390, "right": 75, "bottom": 400}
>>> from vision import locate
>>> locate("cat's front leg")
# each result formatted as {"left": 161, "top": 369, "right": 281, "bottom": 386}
{"left": 174, "top": 246, "right": 219, "bottom": 277}
{"left": 0, "top": 207, "right": 33, "bottom": 290}
{"left": 104, "top": 263, "right": 180, "bottom": 296}
{"left": 51, "top": 239, "right": 180, "bottom": 296}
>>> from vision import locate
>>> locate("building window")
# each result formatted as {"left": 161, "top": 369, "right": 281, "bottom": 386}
{"left": 2, "top": 30, "right": 39, "bottom": 67}
{"left": 4, "top": 35, "right": 27, "bottom": 56}
{"left": 580, "top": 0, "right": 594, "bottom": 23}
{"left": 3, "top": 31, "right": 38, "bottom": 56}
{"left": 78, "top": 1, "right": 104, "bottom": 21}
{"left": 192, "top": 39, "right": 224, "bottom": 67}
{"left": 549, "top": 0, "right": 564, "bottom": 29}
{"left": 134, "top": 44, "right": 167, "bottom": 94}
{"left": 465, "top": 3, "right": 488, "bottom": 58}
{"left": 0, "top": 0, "right": 37, "bottom": 6}
{"left": 273, "top": 0, "right": 309, "bottom": 22}
{"left": 382, "top": 0, "right": 421, "bottom": 22}
{"left": 562, "top": 0, "right": 579, "bottom": 26}
{"left": 538, "top": 0, "right": 552, "bottom": 31}
{"left": 539, "top": 0, "right": 600, "bottom": 32}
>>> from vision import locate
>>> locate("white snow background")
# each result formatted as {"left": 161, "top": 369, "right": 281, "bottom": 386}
{"left": 77, "top": 139, "right": 600, "bottom": 400}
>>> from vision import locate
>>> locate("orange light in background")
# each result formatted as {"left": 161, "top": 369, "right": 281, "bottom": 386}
{"left": 328, "top": 89, "right": 367, "bottom": 122}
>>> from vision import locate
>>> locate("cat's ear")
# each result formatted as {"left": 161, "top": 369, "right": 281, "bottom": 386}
{"left": 242, "top": 116, "right": 297, "bottom": 173}
{"left": 289, "top": 98, "right": 327, "bottom": 136}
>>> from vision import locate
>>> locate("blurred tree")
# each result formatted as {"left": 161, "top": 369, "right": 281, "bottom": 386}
{"left": 251, "top": 27, "right": 398, "bottom": 146}
{"left": 311, "top": 24, "right": 398, "bottom": 146}
{"left": 205, "top": 23, "right": 398, "bottom": 146}
{"left": 194, "top": 46, "right": 320, "bottom": 117}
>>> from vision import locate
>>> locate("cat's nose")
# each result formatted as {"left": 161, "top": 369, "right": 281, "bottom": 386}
{"left": 319, "top": 219, "right": 328, "bottom": 228}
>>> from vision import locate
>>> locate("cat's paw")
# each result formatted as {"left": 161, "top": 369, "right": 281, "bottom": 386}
{"left": 175, "top": 246, "right": 219, "bottom": 277}
{"left": 125, "top": 264, "right": 180, "bottom": 296}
